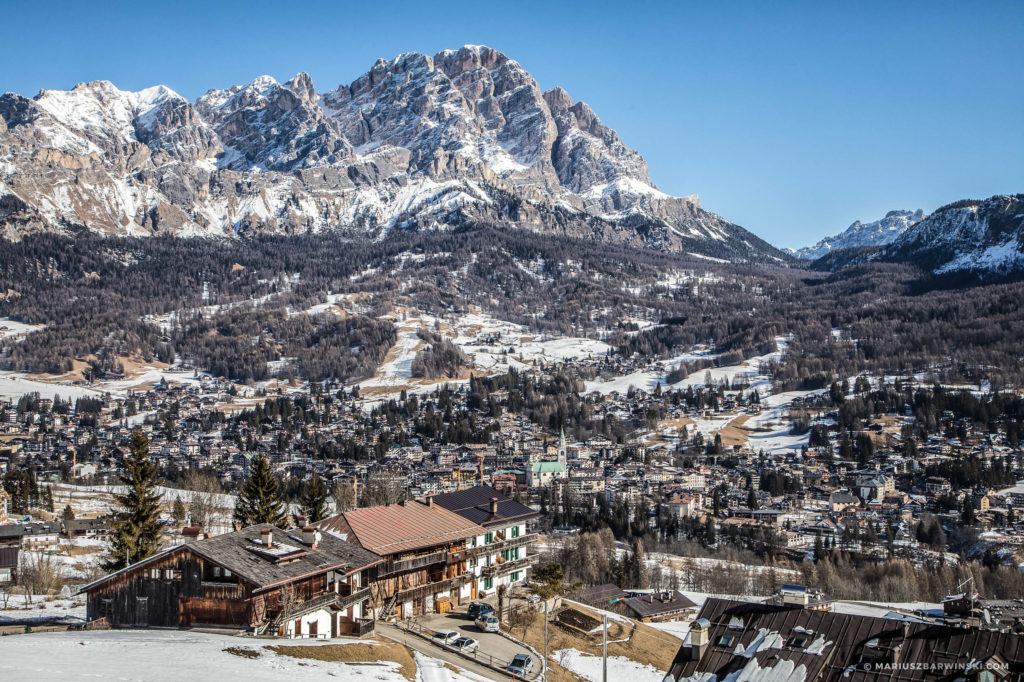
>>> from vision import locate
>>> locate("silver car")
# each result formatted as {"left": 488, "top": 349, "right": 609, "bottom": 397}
{"left": 452, "top": 636, "right": 479, "bottom": 653}
{"left": 475, "top": 614, "right": 500, "bottom": 632}
{"left": 431, "top": 630, "right": 460, "bottom": 645}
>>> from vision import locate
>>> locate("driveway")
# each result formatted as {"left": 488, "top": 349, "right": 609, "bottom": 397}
{"left": 384, "top": 611, "right": 541, "bottom": 680}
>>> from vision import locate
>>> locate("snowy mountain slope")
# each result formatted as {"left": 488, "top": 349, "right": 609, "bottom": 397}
{"left": 880, "top": 195, "right": 1024, "bottom": 274}
{"left": 0, "top": 45, "right": 786, "bottom": 261}
{"left": 793, "top": 209, "right": 926, "bottom": 260}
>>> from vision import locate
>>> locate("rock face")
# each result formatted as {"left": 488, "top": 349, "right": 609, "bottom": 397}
{"left": 0, "top": 45, "right": 785, "bottom": 261}
{"left": 879, "top": 195, "right": 1024, "bottom": 274}
{"left": 793, "top": 209, "right": 927, "bottom": 261}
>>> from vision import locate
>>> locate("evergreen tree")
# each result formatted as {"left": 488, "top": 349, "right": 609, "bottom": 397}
{"left": 747, "top": 488, "right": 759, "bottom": 510}
{"left": 300, "top": 473, "right": 329, "bottom": 523}
{"left": 104, "top": 430, "right": 163, "bottom": 570}
{"left": 61, "top": 504, "right": 75, "bottom": 522}
{"left": 234, "top": 455, "right": 288, "bottom": 528}
{"left": 171, "top": 496, "right": 187, "bottom": 525}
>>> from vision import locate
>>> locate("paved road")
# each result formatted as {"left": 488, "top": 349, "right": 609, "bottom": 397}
{"left": 378, "top": 613, "right": 541, "bottom": 681}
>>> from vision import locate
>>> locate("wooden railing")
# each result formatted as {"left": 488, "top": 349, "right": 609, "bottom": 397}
{"left": 481, "top": 555, "right": 537, "bottom": 578}
{"left": 377, "top": 550, "right": 449, "bottom": 577}
{"left": 393, "top": 574, "right": 473, "bottom": 603}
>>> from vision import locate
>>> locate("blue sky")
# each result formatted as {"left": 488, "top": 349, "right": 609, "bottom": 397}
{"left": 1, "top": 0, "right": 1021, "bottom": 248}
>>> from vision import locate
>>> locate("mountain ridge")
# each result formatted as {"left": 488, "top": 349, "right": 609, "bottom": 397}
{"left": 0, "top": 45, "right": 786, "bottom": 263}
{"left": 792, "top": 208, "right": 926, "bottom": 260}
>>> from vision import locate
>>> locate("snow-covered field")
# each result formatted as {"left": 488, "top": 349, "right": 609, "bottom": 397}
{"left": 0, "top": 318, "right": 44, "bottom": 341}
{"left": 554, "top": 648, "right": 666, "bottom": 682}
{"left": 0, "top": 593, "right": 86, "bottom": 624}
{"left": 0, "top": 630, "right": 490, "bottom": 682}
{"left": 0, "top": 373, "right": 106, "bottom": 402}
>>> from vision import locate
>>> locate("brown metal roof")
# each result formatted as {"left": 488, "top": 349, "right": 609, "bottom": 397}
{"left": 317, "top": 500, "right": 484, "bottom": 557}
{"left": 668, "top": 598, "right": 1024, "bottom": 681}
{"left": 622, "top": 590, "right": 697, "bottom": 619}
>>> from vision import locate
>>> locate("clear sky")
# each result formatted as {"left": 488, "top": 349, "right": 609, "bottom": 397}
{"left": 1, "top": 0, "right": 1021, "bottom": 248}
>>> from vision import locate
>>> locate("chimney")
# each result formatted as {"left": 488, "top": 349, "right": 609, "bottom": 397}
{"left": 302, "top": 526, "right": 319, "bottom": 549}
{"left": 490, "top": 497, "right": 499, "bottom": 515}
{"left": 204, "top": 531, "right": 213, "bottom": 540}
{"left": 689, "top": 618, "right": 710, "bottom": 661}
{"left": 427, "top": 494, "right": 434, "bottom": 507}
{"left": 261, "top": 528, "right": 273, "bottom": 548}
{"left": 233, "top": 521, "right": 242, "bottom": 532}
{"left": 296, "top": 514, "right": 307, "bottom": 527}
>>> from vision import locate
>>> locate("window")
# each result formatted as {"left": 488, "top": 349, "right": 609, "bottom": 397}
{"left": 511, "top": 526, "right": 520, "bottom": 538}
{"left": 213, "top": 566, "right": 221, "bottom": 578}
{"left": 717, "top": 635, "right": 735, "bottom": 647}
{"left": 164, "top": 569, "right": 181, "bottom": 580}
{"left": 511, "top": 572, "right": 520, "bottom": 582}
{"left": 484, "top": 578, "right": 493, "bottom": 590}
{"left": 788, "top": 636, "right": 809, "bottom": 649}
{"left": 223, "top": 568, "right": 232, "bottom": 578}
{"left": 485, "top": 532, "right": 494, "bottom": 544}
{"left": 149, "top": 568, "right": 161, "bottom": 579}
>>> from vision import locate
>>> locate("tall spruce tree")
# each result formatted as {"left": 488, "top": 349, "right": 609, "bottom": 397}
{"left": 234, "top": 454, "right": 288, "bottom": 528}
{"left": 299, "top": 473, "right": 329, "bottom": 523}
{"left": 104, "top": 430, "right": 163, "bottom": 570}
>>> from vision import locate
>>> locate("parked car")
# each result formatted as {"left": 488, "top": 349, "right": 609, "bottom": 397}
{"left": 508, "top": 654, "right": 533, "bottom": 677}
{"left": 467, "top": 601, "right": 494, "bottom": 620}
{"left": 452, "top": 636, "right": 479, "bottom": 653}
{"left": 475, "top": 614, "right": 500, "bottom": 633}
{"left": 525, "top": 594, "right": 541, "bottom": 604}
{"left": 431, "top": 630, "right": 461, "bottom": 646}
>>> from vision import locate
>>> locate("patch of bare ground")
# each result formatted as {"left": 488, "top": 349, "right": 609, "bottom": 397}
{"left": 512, "top": 601, "right": 676, "bottom": 682}
{"left": 716, "top": 414, "right": 752, "bottom": 447}
{"left": 266, "top": 641, "right": 417, "bottom": 680}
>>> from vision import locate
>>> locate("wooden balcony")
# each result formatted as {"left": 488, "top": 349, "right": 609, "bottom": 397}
{"left": 393, "top": 574, "right": 473, "bottom": 603}
{"left": 480, "top": 555, "right": 537, "bottom": 578}
{"left": 377, "top": 550, "right": 449, "bottom": 578}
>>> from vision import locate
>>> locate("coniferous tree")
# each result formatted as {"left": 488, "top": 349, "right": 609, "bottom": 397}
{"left": 104, "top": 430, "right": 163, "bottom": 570}
{"left": 300, "top": 473, "right": 329, "bottom": 523}
{"left": 171, "top": 496, "right": 187, "bottom": 525}
{"left": 234, "top": 455, "right": 288, "bottom": 528}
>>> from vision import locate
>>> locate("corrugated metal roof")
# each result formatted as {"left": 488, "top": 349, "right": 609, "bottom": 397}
{"left": 318, "top": 501, "right": 484, "bottom": 556}
{"left": 668, "top": 597, "right": 1024, "bottom": 681}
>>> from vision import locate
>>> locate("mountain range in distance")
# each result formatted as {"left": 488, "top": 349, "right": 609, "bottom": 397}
{"left": 0, "top": 44, "right": 1020, "bottom": 275}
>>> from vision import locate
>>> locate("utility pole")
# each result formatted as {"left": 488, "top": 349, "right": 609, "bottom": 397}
{"left": 602, "top": 613, "right": 608, "bottom": 682}
{"left": 543, "top": 599, "right": 548, "bottom": 682}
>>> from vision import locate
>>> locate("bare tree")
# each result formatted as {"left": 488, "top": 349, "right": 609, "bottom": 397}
{"left": 358, "top": 472, "right": 407, "bottom": 507}
{"left": 331, "top": 480, "right": 356, "bottom": 513}
{"left": 20, "top": 551, "right": 64, "bottom": 604}
{"left": 182, "top": 470, "right": 224, "bottom": 532}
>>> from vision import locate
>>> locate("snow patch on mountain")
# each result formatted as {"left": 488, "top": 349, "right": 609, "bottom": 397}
{"left": 793, "top": 209, "right": 926, "bottom": 260}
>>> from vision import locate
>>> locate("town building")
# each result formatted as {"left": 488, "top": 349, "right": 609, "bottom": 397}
{"left": 430, "top": 485, "right": 540, "bottom": 597}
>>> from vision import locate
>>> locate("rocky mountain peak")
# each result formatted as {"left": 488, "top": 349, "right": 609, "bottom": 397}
{"left": 0, "top": 45, "right": 787, "bottom": 262}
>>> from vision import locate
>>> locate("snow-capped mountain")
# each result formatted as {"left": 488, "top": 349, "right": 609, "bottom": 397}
{"left": 0, "top": 45, "right": 784, "bottom": 261}
{"left": 880, "top": 195, "right": 1024, "bottom": 274}
{"left": 792, "top": 209, "right": 926, "bottom": 260}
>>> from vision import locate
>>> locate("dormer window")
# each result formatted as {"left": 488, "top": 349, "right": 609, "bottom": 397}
{"left": 717, "top": 634, "right": 735, "bottom": 647}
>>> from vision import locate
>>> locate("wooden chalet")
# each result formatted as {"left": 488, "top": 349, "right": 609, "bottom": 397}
{"left": 80, "top": 524, "right": 381, "bottom": 638}
{"left": 316, "top": 499, "right": 483, "bottom": 620}
{"left": 667, "top": 597, "right": 1024, "bottom": 681}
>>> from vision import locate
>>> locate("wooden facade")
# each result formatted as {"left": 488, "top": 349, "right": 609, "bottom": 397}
{"left": 83, "top": 524, "right": 380, "bottom": 637}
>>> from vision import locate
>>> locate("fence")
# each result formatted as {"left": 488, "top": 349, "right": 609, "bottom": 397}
{"left": 396, "top": 618, "right": 540, "bottom": 680}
